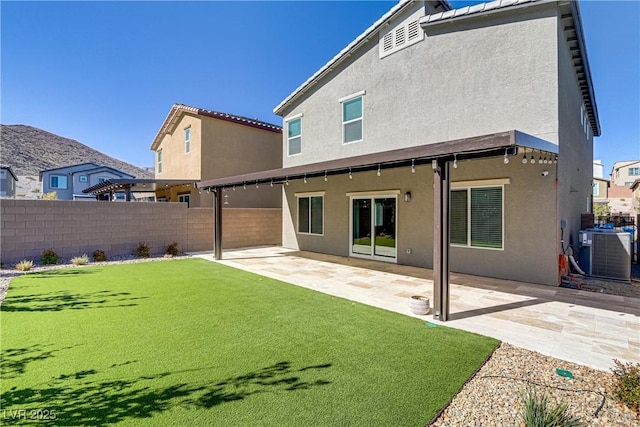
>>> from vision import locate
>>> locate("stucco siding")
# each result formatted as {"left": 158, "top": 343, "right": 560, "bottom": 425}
{"left": 282, "top": 156, "right": 558, "bottom": 285}
{"left": 556, "top": 16, "right": 594, "bottom": 252}
{"left": 155, "top": 114, "right": 202, "bottom": 179}
{"left": 280, "top": 3, "right": 559, "bottom": 168}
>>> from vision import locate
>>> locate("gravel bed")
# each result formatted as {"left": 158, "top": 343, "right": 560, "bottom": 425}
{"left": 431, "top": 343, "right": 638, "bottom": 426}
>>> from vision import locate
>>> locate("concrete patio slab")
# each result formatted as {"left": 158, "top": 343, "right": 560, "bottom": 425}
{"left": 192, "top": 246, "right": 640, "bottom": 371}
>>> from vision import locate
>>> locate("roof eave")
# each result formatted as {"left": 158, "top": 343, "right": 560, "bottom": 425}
{"left": 273, "top": 1, "right": 451, "bottom": 116}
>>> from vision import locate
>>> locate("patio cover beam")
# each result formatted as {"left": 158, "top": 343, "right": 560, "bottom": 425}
{"left": 433, "top": 158, "right": 450, "bottom": 321}
{"left": 195, "top": 130, "right": 557, "bottom": 191}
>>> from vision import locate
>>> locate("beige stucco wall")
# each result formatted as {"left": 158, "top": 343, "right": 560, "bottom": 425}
{"left": 155, "top": 114, "right": 202, "bottom": 180}
{"left": 282, "top": 156, "right": 558, "bottom": 285}
{"left": 0, "top": 200, "right": 281, "bottom": 264}
{"left": 611, "top": 161, "right": 640, "bottom": 187}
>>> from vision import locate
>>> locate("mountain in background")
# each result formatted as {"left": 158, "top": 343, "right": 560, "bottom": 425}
{"left": 0, "top": 124, "right": 152, "bottom": 178}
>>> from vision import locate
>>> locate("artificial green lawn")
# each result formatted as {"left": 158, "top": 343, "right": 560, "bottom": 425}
{"left": 1, "top": 259, "right": 498, "bottom": 426}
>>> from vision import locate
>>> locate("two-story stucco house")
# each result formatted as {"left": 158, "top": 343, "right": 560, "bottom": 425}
{"left": 610, "top": 160, "right": 640, "bottom": 187}
{"left": 0, "top": 165, "right": 18, "bottom": 198}
{"left": 40, "top": 163, "right": 135, "bottom": 200}
{"left": 198, "top": 0, "right": 600, "bottom": 295}
{"left": 150, "top": 104, "right": 283, "bottom": 208}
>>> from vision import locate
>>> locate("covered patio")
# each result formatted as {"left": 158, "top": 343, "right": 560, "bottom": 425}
{"left": 192, "top": 246, "right": 640, "bottom": 371}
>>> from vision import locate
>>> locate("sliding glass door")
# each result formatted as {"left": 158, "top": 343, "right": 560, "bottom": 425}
{"left": 351, "top": 196, "right": 397, "bottom": 261}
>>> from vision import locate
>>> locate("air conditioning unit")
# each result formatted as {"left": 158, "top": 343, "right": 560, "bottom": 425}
{"left": 578, "top": 229, "right": 631, "bottom": 280}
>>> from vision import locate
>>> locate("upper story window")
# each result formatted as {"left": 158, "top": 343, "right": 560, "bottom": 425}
{"left": 185, "top": 127, "right": 191, "bottom": 153}
{"left": 157, "top": 150, "right": 163, "bottom": 174}
{"left": 341, "top": 91, "right": 365, "bottom": 144}
{"left": 451, "top": 186, "right": 504, "bottom": 250}
{"left": 79, "top": 175, "right": 88, "bottom": 183}
{"left": 592, "top": 182, "right": 599, "bottom": 196}
{"left": 50, "top": 175, "right": 68, "bottom": 189}
{"left": 379, "top": 9, "right": 424, "bottom": 58}
{"left": 287, "top": 115, "right": 302, "bottom": 156}
{"left": 0, "top": 170, "right": 6, "bottom": 178}
{"left": 629, "top": 167, "right": 639, "bottom": 176}
{"left": 98, "top": 177, "right": 109, "bottom": 183}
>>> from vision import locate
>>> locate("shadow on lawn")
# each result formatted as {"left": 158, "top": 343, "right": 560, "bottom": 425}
{"left": 1, "top": 344, "right": 79, "bottom": 379}
{"left": 0, "top": 361, "right": 332, "bottom": 425}
{"left": 1, "top": 290, "right": 147, "bottom": 312}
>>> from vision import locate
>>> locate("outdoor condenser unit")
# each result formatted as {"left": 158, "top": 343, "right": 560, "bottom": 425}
{"left": 578, "top": 229, "right": 631, "bottom": 280}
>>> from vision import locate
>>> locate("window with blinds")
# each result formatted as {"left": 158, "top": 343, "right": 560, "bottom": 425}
{"left": 450, "top": 187, "right": 503, "bottom": 249}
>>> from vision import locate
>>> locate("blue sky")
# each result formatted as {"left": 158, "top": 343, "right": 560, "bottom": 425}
{"left": 2, "top": 1, "right": 638, "bottom": 176}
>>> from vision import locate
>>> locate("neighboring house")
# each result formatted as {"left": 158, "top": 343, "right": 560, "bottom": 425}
{"left": 607, "top": 185, "right": 634, "bottom": 218}
{"left": 631, "top": 179, "right": 640, "bottom": 217}
{"left": 610, "top": 160, "right": 640, "bottom": 187}
{"left": 593, "top": 160, "right": 604, "bottom": 179}
{"left": 149, "top": 104, "right": 282, "bottom": 207}
{"left": 0, "top": 165, "right": 18, "bottom": 197}
{"left": 199, "top": 0, "right": 600, "bottom": 289}
{"left": 592, "top": 177, "right": 609, "bottom": 206}
{"left": 40, "top": 162, "right": 135, "bottom": 200}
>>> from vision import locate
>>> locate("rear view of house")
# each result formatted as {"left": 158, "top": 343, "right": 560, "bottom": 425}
{"left": 274, "top": 0, "right": 600, "bottom": 287}
{"left": 198, "top": 0, "right": 599, "bottom": 289}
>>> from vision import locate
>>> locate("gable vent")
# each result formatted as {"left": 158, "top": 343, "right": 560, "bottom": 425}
{"left": 395, "top": 27, "right": 406, "bottom": 46}
{"left": 379, "top": 10, "right": 425, "bottom": 59}
{"left": 383, "top": 32, "right": 393, "bottom": 52}
{"left": 407, "top": 20, "right": 419, "bottom": 40}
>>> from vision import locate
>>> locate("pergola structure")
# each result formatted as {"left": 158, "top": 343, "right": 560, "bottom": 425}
{"left": 83, "top": 179, "right": 196, "bottom": 200}
{"left": 196, "top": 130, "right": 558, "bottom": 321}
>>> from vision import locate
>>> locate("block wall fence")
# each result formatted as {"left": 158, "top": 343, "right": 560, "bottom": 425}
{"left": 0, "top": 200, "right": 281, "bottom": 265}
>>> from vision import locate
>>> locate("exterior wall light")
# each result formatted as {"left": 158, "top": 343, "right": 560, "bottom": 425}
{"left": 404, "top": 192, "right": 412, "bottom": 202}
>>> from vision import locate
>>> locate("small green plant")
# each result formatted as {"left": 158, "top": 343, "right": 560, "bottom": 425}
{"left": 520, "top": 389, "right": 582, "bottom": 427}
{"left": 612, "top": 359, "right": 640, "bottom": 415}
{"left": 71, "top": 254, "right": 90, "bottom": 266}
{"left": 42, "top": 191, "right": 58, "bottom": 200}
{"left": 15, "top": 260, "right": 34, "bottom": 271}
{"left": 41, "top": 248, "right": 59, "bottom": 265}
{"left": 136, "top": 242, "right": 150, "bottom": 258}
{"left": 166, "top": 242, "right": 179, "bottom": 256}
{"left": 92, "top": 250, "right": 107, "bottom": 262}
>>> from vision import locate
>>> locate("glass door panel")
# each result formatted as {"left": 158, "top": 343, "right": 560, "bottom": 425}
{"left": 352, "top": 199, "right": 372, "bottom": 255}
{"left": 373, "top": 198, "right": 396, "bottom": 258}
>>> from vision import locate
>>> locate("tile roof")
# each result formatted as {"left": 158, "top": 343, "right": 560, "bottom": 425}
{"left": 150, "top": 104, "right": 282, "bottom": 151}
{"left": 608, "top": 185, "right": 633, "bottom": 198}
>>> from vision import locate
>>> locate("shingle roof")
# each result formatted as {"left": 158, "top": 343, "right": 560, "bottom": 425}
{"left": 150, "top": 104, "right": 282, "bottom": 151}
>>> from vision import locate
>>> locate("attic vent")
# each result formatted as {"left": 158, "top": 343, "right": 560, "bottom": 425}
{"left": 407, "top": 20, "right": 419, "bottom": 40}
{"left": 383, "top": 32, "right": 393, "bottom": 52}
{"left": 395, "top": 27, "right": 406, "bottom": 46}
{"left": 379, "top": 9, "right": 425, "bottom": 59}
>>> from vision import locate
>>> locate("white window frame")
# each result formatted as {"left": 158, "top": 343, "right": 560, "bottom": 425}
{"left": 348, "top": 192, "right": 399, "bottom": 264}
{"left": 286, "top": 113, "right": 303, "bottom": 157}
{"left": 178, "top": 194, "right": 190, "bottom": 207}
{"left": 185, "top": 126, "right": 191, "bottom": 154}
{"left": 450, "top": 184, "right": 505, "bottom": 251}
{"left": 295, "top": 191, "right": 324, "bottom": 236}
{"left": 340, "top": 91, "right": 365, "bottom": 145}
{"left": 157, "top": 150, "right": 163, "bottom": 174}
{"left": 628, "top": 167, "right": 639, "bottom": 176}
{"left": 50, "top": 175, "right": 68, "bottom": 189}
